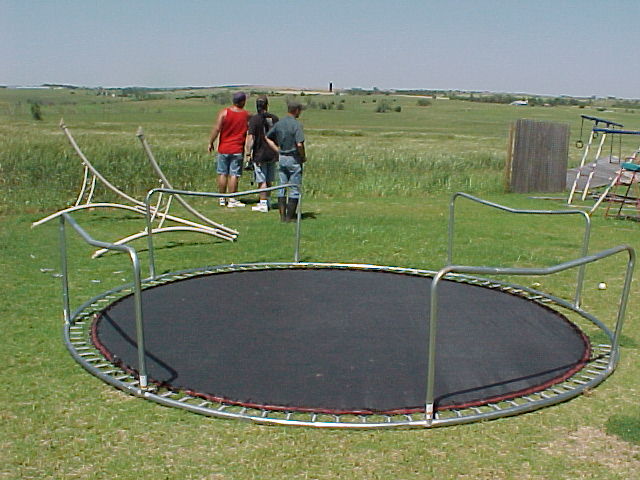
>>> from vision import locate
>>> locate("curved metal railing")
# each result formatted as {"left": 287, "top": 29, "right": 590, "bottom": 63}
{"left": 144, "top": 185, "right": 302, "bottom": 279}
{"left": 427, "top": 243, "right": 635, "bottom": 426}
{"left": 448, "top": 192, "right": 592, "bottom": 307}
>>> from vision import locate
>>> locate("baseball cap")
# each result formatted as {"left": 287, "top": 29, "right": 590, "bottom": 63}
{"left": 232, "top": 91, "right": 247, "bottom": 105}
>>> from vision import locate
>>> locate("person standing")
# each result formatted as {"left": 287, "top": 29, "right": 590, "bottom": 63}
{"left": 265, "top": 101, "right": 306, "bottom": 222}
{"left": 207, "top": 91, "right": 250, "bottom": 207}
{"left": 245, "top": 96, "right": 279, "bottom": 212}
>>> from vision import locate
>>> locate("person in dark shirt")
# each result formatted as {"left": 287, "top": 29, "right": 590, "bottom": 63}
{"left": 265, "top": 101, "right": 306, "bottom": 222}
{"left": 245, "top": 96, "right": 279, "bottom": 212}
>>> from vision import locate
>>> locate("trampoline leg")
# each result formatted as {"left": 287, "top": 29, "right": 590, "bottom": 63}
{"left": 425, "top": 403, "right": 434, "bottom": 427}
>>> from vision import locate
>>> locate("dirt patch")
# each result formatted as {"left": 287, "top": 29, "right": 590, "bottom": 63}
{"left": 541, "top": 426, "right": 640, "bottom": 476}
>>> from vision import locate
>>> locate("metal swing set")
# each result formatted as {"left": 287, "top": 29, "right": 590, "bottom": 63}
{"left": 32, "top": 120, "right": 238, "bottom": 257}
{"left": 567, "top": 115, "right": 640, "bottom": 220}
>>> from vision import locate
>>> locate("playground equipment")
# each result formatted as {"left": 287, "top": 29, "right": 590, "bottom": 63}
{"left": 49, "top": 193, "right": 635, "bottom": 428}
{"left": 32, "top": 121, "right": 238, "bottom": 256}
{"left": 592, "top": 144, "right": 640, "bottom": 220}
{"left": 567, "top": 115, "right": 624, "bottom": 205}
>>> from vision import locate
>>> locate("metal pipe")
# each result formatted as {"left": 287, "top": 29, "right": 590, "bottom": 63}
{"left": 593, "top": 128, "right": 640, "bottom": 135}
{"left": 145, "top": 185, "right": 302, "bottom": 278}
{"left": 448, "top": 192, "right": 591, "bottom": 307}
{"left": 136, "top": 127, "right": 238, "bottom": 235}
{"left": 59, "top": 215, "right": 70, "bottom": 324}
{"left": 426, "top": 244, "right": 635, "bottom": 425}
{"left": 294, "top": 185, "right": 303, "bottom": 262}
{"left": 60, "top": 213, "right": 148, "bottom": 389}
{"left": 580, "top": 115, "right": 624, "bottom": 128}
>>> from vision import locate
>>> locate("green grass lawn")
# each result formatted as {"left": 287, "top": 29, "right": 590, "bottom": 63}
{"left": 1, "top": 88, "right": 639, "bottom": 479}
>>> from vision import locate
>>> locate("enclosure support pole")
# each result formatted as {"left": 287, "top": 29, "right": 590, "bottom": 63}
{"left": 59, "top": 216, "right": 71, "bottom": 324}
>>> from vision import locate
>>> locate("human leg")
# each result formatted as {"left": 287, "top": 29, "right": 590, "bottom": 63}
{"left": 278, "top": 155, "right": 302, "bottom": 222}
{"left": 216, "top": 154, "right": 231, "bottom": 205}
{"left": 252, "top": 162, "right": 274, "bottom": 212}
{"left": 226, "top": 154, "right": 245, "bottom": 207}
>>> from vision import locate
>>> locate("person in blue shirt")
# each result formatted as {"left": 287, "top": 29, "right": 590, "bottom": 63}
{"left": 265, "top": 101, "right": 306, "bottom": 222}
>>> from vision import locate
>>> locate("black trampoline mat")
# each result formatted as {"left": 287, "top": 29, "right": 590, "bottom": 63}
{"left": 92, "top": 268, "right": 590, "bottom": 413}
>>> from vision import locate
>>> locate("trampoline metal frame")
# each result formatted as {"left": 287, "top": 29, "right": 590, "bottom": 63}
{"left": 51, "top": 193, "right": 636, "bottom": 428}
{"left": 448, "top": 192, "right": 592, "bottom": 308}
{"left": 143, "top": 185, "right": 302, "bottom": 279}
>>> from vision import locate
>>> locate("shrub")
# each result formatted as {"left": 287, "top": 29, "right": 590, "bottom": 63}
{"left": 417, "top": 98, "right": 432, "bottom": 107}
{"left": 375, "top": 100, "right": 392, "bottom": 113}
{"left": 29, "top": 102, "right": 42, "bottom": 121}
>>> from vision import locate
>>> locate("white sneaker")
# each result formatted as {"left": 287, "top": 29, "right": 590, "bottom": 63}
{"left": 251, "top": 203, "right": 269, "bottom": 213}
{"left": 227, "top": 199, "right": 245, "bottom": 208}
{"left": 218, "top": 198, "right": 226, "bottom": 207}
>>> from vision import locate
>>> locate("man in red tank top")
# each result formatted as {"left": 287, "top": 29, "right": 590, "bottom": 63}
{"left": 207, "top": 92, "right": 250, "bottom": 207}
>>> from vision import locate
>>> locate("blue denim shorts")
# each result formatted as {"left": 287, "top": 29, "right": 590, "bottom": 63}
{"left": 216, "top": 153, "right": 243, "bottom": 176}
{"left": 253, "top": 161, "right": 275, "bottom": 184}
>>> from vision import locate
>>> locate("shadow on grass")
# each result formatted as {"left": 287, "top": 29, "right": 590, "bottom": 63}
{"left": 606, "top": 412, "right": 640, "bottom": 445}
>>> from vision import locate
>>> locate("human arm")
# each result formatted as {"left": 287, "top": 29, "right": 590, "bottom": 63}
{"left": 296, "top": 142, "right": 306, "bottom": 163}
{"left": 207, "top": 109, "right": 226, "bottom": 153}
{"left": 265, "top": 136, "right": 279, "bottom": 154}
{"left": 265, "top": 125, "right": 280, "bottom": 154}
{"left": 245, "top": 133, "right": 255, "bottom": 160}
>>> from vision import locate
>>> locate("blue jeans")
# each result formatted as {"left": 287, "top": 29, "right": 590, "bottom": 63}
{"left": 216, "top": 153, "right": 243, "bottom": 176}
{"left": 277, "top": 154, "right": 302, "bottom": 198}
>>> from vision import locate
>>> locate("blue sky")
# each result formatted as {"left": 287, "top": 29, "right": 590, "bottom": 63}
{"left": 3, "top": 0, "right": 639, "bottom": 98}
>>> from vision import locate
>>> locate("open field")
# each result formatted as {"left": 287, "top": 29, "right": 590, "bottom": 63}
{"left": 1, "top": 88, "right": 639, "bottom": 479}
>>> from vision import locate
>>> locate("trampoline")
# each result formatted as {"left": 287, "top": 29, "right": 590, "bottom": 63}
{"left": 54, "top": 193, "right": 635, "bottom": 428}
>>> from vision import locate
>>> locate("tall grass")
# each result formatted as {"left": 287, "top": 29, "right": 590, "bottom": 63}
{"left": 1, "top": 126, "right": 505, "bottom": 213}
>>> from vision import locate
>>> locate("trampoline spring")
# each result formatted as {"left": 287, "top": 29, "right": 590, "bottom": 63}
{"left": 74, "top": 345, "right": 91, "bottom": 350}
{"left": 178, "top": 396, "right": 194, "bottom": 403}
{"left": 573, "top": 379, "right": 588, "bottom": 385}
{"left": 84, "top": 357, "right": 103, "bottom": 363}
{"left": 78, "top": 351, "right": 97, "bottom": 357}
{"left": 487, "top": 403, "right": 502, "bottom": 411}
{"left": 159, "top": 391, "right": 175, "bottom": 398}
{"left": 197, "top": 401, "right": 209, "bottom": 408}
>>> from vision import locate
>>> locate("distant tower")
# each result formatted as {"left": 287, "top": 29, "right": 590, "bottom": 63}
{"left": 329, "top": 82, "right": 333, "bottom": 93}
